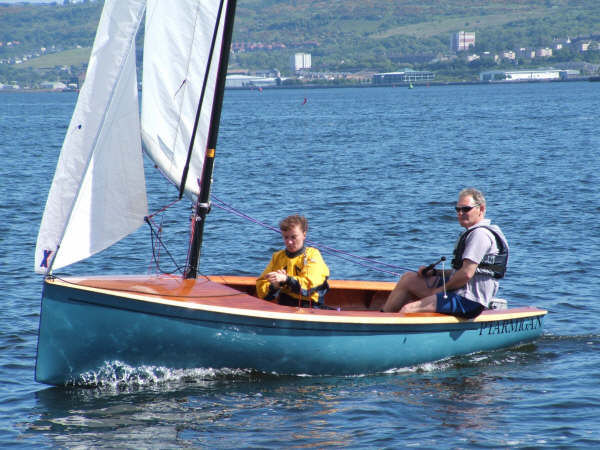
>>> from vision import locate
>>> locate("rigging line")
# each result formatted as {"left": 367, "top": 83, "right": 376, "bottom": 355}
{"left": 148, "top": 219, "right": 182, "bottom": 274}
{"left": 210, "top": 195, "right": 414, "bottom": 274}
{"left": 146, "top": 197, "right": 182, "bottom": 220}
{"left": 312, "top": 248, "right": 403, "bottom": 277}
{"left": 178, "top": 0, "right": 227, "bottom": 199}
{"left": 149, "top": 219, "right": 180, "bottom": 275}
{"left": 145, "top": 216, "right": 184, "bottom": 274}
{"left": 210, "top": 195, "right": 407, "bottom": 272}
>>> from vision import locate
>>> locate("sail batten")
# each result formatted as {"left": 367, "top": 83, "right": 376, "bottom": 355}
{"left": 34, "top": 0, "right": 148, "bottom": 274}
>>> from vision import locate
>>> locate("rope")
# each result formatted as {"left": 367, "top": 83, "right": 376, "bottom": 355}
{"left": 441, "top": 258, "right": 448, "bottom": 299}
{"left": 143, "top": 194, "right": 417, "bottom": 278}
{"left": 146, "top": 197, "right": 182, "bottom": 220}
{"left": 145, "top": 215, "right": 184, "bottom": 274}
{"left": 210, "top": 194, "right": 415, "bottom": 276}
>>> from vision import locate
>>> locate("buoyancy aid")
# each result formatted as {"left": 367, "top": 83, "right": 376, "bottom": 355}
{"left": 256, "top": 247, "right": 330, "bottom": 303}
{"left": 451, "top": 225, "right": 509, "bottom": 279}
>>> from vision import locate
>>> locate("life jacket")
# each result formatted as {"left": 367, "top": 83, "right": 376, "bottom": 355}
{"left": 451, "top": 225, "right": 509, "bottom": 279}
{"left": 257, "top": 247, "right": 330, "bottom": 304}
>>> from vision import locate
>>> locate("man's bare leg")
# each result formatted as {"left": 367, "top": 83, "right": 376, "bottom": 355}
{"left": 399, "top": 294, "right": 438, "bottom": 314}
{"left": 381, "top": 272, "right": 438, "bottom": 312}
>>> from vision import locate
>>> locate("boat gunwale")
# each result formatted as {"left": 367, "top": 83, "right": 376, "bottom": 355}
{"left": 44, "top": 275, "right": 548, "bottom": 325}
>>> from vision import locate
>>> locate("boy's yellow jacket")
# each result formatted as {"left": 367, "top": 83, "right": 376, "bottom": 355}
{"left": 256, "top": 247, "right": 329, "bottom": 303}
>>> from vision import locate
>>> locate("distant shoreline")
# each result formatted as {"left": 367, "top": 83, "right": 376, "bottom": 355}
{"left": 227, "top": 76, "right": 592, "bottom": 90}
{"left": 0, "top": 76, "right": 595, "bottom": 93}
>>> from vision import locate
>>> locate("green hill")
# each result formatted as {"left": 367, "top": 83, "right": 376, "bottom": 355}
{"left": 1, "top": 0, "right": 599, "bottom": 85}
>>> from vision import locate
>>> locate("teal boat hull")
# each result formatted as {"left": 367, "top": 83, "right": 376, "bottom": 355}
{"left": 35, "top": 277, "right": 546, "bottom": 385}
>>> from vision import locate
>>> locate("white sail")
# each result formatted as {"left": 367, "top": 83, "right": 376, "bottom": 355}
{"left": 141, "top": 0, "right": 227, "bottom": 199}
{"left": 34, "top": 0, "right": 148, "bottom": 274}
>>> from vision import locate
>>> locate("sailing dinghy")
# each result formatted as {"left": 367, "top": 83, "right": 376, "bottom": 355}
{"left": 34, "top": 0, "right": 546, "bottom": 386}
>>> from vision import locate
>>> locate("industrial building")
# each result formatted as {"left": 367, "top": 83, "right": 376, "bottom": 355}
{"left": 372, "top": 70, "right": 435, "bottom": 85}
{"left": 479, "top": 69, "right": 580, "bottom": 82}
{"left": 225, "top": 74, "right": 279, "bottom": 89}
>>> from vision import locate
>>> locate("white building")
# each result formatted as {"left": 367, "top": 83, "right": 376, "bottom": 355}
{"left": 225, "top": 74, "right": 278, "bottom": 89}
{"left": 291, "top": 53, "right": 311, "bottom": 72}
{"left": 372, "top": 70, "right": 435, "bottom": 85}
{"left": 479, "top": 69, "right": 579, "bottom": 82}
{"left": 501, "top": 50, "right": 516, "bottom": 60}
{"left": 40, "top": 81, "right": 67, "bottom": 90}
{"left": 536, "top": 48, "right": 553, "bottom": 58}
{"left": 577, "top": 41, "right": 591, "bottom": 52}
{"left": 451, "top": 31, "right": 475, "bottom": 52}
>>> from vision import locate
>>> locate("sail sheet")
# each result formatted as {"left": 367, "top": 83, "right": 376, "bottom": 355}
{"left": 34, "top": 0, "right": 148, "bottom": 274}
{"left": 141, "top": 0, "right": 227, "bottom": 199}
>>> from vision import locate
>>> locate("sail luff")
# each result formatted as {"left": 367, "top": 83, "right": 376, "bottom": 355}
{"left": 204, "top": 0, "right": 237, "bottom": 153}
{"left": 184, "top": 0, "right": 238, "bottom": 279}
{"left": 141, "top": 0, "right": 236, "bottom": 201}
{"left": 178, "top": 0, "right": 227, "bottom": 199}
{"left": 34, "top": 0, "right": 147, "bottom": 274}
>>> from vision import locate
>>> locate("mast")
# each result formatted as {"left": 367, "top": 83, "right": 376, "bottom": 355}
{"left": 184, "top": 0, "right": 237, "bottom": 279}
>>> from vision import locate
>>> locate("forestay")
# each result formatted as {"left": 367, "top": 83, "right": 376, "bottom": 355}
{"left": 34, "top": 0, "right": 148, "bottom": 274}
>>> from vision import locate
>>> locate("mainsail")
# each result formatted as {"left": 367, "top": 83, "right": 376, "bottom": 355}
{"left": 35, "top": 0, "right": 148, "bottom": 274}
{"left": 141, "top": 0, "right": 226, "bottom": 199}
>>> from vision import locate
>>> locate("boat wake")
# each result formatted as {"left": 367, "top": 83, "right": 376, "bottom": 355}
{"left": 68, "top": 360, "right": 460, "bottom": 389}
{"left": 67, "top": 344, "right": 547, "bottom": 389}
{"left": 70, "top": 361, "right": 260, "bottom": 390}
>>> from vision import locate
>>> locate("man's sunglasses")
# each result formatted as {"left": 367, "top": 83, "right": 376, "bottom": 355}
{"left": 455, "top": 204, "right": 479, "bottom": 214}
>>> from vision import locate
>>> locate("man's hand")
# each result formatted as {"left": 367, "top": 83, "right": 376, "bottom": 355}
{"left": 266, "top": 269, "right": 287, "bottom": 287}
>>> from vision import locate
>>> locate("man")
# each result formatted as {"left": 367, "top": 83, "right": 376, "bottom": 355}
{"left": 256, "top": 215, "right": 330, "bottom": 308}
{"left": 381, "top": 188, "right": 508, "bottom": 318}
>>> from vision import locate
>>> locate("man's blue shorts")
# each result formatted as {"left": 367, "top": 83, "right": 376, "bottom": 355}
{"left": 436, "top": 291, "right": 484, "bottom": 319}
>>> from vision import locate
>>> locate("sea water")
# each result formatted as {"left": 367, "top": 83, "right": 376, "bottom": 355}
{"left": 1, "top": 82, "right": 599, "bottom": 447}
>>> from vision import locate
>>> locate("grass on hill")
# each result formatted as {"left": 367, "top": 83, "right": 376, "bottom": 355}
{"left": 20, "top": 47, "right": 91, "bottom": 70}
{"left": 371, "top": 9, "right": 551, "bottom": 39}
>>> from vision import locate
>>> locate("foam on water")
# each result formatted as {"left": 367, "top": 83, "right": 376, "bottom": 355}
{"left": 71, "top": 361, "right": 262, "bottom": 390}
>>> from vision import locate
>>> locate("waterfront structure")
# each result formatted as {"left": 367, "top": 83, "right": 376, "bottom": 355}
{"left": 291, "top": 53, "right": 311, "bottom": 72}
{"left": 39, "top": 81, "right": 68, "bottom": 90}
{"left": 225, "top": 74, "right": 279, "bottom": 89}
{"left": 480, "top": 68, "right": 580, "bottom": 82}
{"left": 372, "top": 70, "right": 435, "bottom": 85}
{"left": 451, "top": 31, "right": 475, "bottom": 52}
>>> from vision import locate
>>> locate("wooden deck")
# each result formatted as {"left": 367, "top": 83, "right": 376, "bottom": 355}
{"left": 47, "top": 274, "right": 546, "bottom": 323}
